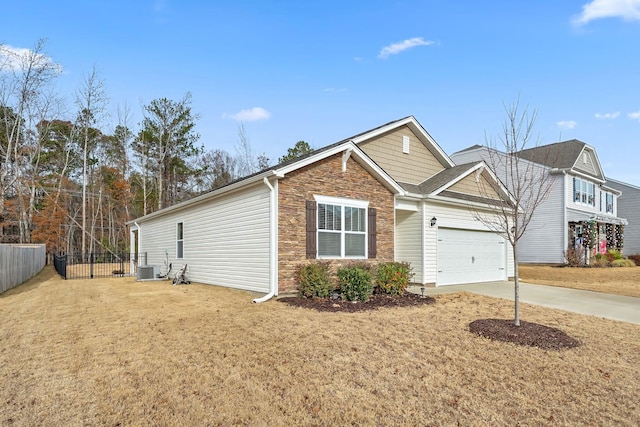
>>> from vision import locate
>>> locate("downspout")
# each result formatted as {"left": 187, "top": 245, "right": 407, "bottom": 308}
{"left": 132, "top": 222, "right": 141, "bottom": 273}
{"left": 253, "top": 177, "right": 278, "bottom": 303}
{"left": 422, "top": 201, "right": 428, "bottom": 285}
{"left": 561, "top": 171, "right": 568, "bottom": 262}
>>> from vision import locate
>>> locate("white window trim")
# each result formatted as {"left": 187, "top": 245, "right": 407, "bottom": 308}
{"left": 573, "top": 177, "right": 596, "bottom": 208}
{"left": 176, "top": 221, "right": 184, "bottom": 259}
{"left": 314, "top": 195, "right": 369, "bottom": 259}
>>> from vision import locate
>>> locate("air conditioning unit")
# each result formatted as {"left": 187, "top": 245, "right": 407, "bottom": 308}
{"left": 137, "top": 265, "right": 158, "bottom": 280}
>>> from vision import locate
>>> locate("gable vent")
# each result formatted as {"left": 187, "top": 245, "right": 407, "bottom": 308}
{"left": 402, "top": 135, "right": 410, "bottom": 154}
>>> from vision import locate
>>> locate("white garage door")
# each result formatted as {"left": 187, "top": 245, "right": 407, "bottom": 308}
{"left": 437, "top": 228, "right": 506, "bottom": 286}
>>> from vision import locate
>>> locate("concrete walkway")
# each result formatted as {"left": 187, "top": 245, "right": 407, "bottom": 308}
{"left": 408, "top": 281, "right": 640, "bottom": 325}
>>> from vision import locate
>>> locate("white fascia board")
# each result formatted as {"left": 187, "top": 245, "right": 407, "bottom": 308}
{"left": 127, "top": 170, "right": 276, "bottom": 225}
{"left": 395, "top": 197, "right": 420, "bottom": 212}
{"left": 582, "top": 144, "right": 606, "bottom": 180}
{"left": 350, "top": 116, "right": 455, "bottom": 168}
{"left": 427, "top": 193, "right": 517, "bottom": 214}
{"left": 570, "top": 169, "right": 606, "bottom": 184}
{"left": 276, "top": 141, "right": 405, "bottom": 195}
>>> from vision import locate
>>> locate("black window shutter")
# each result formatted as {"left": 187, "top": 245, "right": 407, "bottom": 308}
{"left": 368, "top": 207, "right": 377, "bottom": 259}
{"left": 306, "top": 200, "right": 317, "bottom": 259}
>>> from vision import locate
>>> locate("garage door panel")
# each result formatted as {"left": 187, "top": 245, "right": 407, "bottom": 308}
{"left": 437, "top": 228, "right": 506, "bottom": 286}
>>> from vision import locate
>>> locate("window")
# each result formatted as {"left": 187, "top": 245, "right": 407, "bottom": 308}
{"left": 315, "top": 197, "right": 368, "bottom": 258}
{"left": 606, "top": 193, "right": 614, "bottom": 214}
{"left": 573, "top": 177, "right": 595, "bottom": 207}
{"left": 176, "top": 222, "right": 184, "bottom": 259}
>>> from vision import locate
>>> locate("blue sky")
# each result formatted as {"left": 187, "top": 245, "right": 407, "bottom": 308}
{"left": 3, "top": 0, "right": 640, "bottom": 184}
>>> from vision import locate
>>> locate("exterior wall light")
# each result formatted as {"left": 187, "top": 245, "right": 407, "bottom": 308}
{"left": 430, "top": 217, "right": 437, "bottom": 227}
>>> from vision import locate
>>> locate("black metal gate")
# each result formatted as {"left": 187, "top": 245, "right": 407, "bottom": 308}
{"left": 53, "top": 252, "right": 147, "bottom": 280}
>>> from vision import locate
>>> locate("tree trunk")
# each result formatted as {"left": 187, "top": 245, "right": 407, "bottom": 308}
{"left": 513, "top": 244, "right": 520, "bottom": 326}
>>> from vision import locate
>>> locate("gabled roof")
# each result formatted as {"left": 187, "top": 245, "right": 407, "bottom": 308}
{"left": 349, "top": 115, "right": 455, "bottom": 169}
{"left": 398, "top": 161, "right": 515, "bottom": 208}
{"left": 129, "top": 139, "right": 404, "bottom": 224}
{"left": 399, "top": 163, "right": 480, "bottom": 195}
{"left": 518, "top": 139, "right": 586, "bottom": 169}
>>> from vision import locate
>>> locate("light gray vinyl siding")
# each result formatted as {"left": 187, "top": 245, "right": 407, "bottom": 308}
{"left": 606, "top": 179, "right": 640, "bottom": 254}
{"left": 138, "top": 182, "right": 271, "bottom": 293}
{"left": 424, "top": 202, "right": 514, "bottom": 283}
{"left": 517, "top": 174, "right": 566, "bottom": 263}
{"left": 395, "top": 209, "right": 423, "bottom": 283}
{"left": 452, "top": 147, "right": 566, "bottom": 264}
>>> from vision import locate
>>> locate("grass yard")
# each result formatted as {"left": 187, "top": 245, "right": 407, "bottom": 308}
{"left": 519, "top": 264, "right": 640, "bottom": 298}
{"left": 1, "top": 266, "right": 639, "bottom": 426}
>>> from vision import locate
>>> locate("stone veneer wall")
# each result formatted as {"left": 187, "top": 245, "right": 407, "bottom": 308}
{"left": 277, "top": 153, "right": 395, "bottom": 292}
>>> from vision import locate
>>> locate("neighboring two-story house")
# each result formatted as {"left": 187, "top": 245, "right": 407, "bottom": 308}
{"left": 451, "top": 140, "right": 628, "bottom": 264}
{"left": 604, "top": 178, "right": 640, "bottom": 255}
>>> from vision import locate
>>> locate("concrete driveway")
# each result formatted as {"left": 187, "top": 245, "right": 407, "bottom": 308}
{"left": 409, "top": 281, "right": 640, "bottom": 325}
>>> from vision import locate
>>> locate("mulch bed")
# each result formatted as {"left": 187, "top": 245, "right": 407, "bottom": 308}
{"left": 469, "top": 318, "right": 582, "bottom": 351}
{"left": 278, "top": 292, "right": 436, "bottom": 313}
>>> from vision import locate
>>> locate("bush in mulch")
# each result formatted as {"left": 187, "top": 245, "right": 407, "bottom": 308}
{"left": 279, "top": 292, "right": 435, "bottom": 313}
{"left": 469, "top": 318, "right": 581, "bottom": 351}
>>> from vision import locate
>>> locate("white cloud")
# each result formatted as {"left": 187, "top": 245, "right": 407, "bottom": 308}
{"left": 557, "top": 120, "right": 577, "bottom": 129}
{"left": 573, "top": 0, "right": 640, "bottom": 26}
{"left": 226, "top": 107, "right": 271, "bottom": 122}
{"left": 595, "top": 111, "right": 620, "bottom": 119}
{"left": 628, "top": 110, "right": 640, "bottom": 122}
{"left": 0, "top": 44, "right": 62, "bottom": 73}
{"left": 378, "top": 37, "right": 435, "bottom": 59}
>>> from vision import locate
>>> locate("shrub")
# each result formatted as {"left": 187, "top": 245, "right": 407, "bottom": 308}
{"left": 375, "top": 262, "right": 414, "bottom": 295}
{"left": 296, "top": 262, "right": 335, "bottom": 298}
{"left": 565, "top": 246, "right": 585, "bottom": 267}
{"left": 605, "top": 249, "right": 624, "bottom": 263}
{"left": 627, "top": 254, "right": 640, "bottom": 266}
{"left": 338, "top": 264, "right": 373, "bottom": 302}
{"left": 611, "top": 259, "right": 636, "bottom": 268}
{"left": 591, "top": 254, "right": 610, "bottom": 268}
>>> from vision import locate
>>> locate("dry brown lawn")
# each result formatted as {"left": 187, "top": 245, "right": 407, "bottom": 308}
{"left": 519, "top": 264, "right": 640, "bottom": 298}
{"left": 1, "top": 266, "right": 639, "bottom": 426}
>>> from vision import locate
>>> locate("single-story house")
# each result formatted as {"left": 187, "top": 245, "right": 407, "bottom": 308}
{"left": 605, "top": 178, "right": 640, "bottom": 255}
{"left": 128, "top": 116, "right": 515, "bottom": 300}
{"left": 451, "top": 140, "right": 628, "bottom": 263}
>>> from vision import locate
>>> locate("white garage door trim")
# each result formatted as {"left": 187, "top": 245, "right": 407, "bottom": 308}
{"left": 436, "top": 228, "right": 506, "bottom": 286}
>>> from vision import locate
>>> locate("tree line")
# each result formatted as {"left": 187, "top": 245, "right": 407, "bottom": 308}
{"left": 0, "top": 40, "right": 312, "bottom": 255}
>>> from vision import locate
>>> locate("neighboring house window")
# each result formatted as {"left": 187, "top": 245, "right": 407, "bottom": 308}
{"left": 606, "top": 193, "right": 614, "bottom": 214}
{"left": 573, "top": 177, "right": 595, "bottom": 207}
{"left": 306, "top": 197, "right": 375, "bottom": 259}
{"left": 177, "top": 222, "right": 184, "bottom": 259}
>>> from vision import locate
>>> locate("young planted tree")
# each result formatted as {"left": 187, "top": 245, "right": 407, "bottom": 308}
{"left": 470, "top": 100, "right": 554, "bottom": 326}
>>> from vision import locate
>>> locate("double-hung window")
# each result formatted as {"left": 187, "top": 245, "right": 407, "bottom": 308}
{"left": 316, "top": 196, "right": 368, "bottom": 258}
{"left": 176, "top": 222, "right": 184, "bottom": 259}
{"left": 606, "top": 193, "right": 614, "bottom": 214}
{"left": 573, "top": 177, "right": 595, "bottom": 207}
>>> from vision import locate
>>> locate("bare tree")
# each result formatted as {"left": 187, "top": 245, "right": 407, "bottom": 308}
{"left": 234, "top": 122, "right": 269, "bottom": 177}
{"left": 471, "top": 99, "right": 554, "bottom": 326}
{"left": 75, "top": 66, "right": 108, "bottom": 256}
{"left": 0, "top": 39, "right": 62, "bottom": 242}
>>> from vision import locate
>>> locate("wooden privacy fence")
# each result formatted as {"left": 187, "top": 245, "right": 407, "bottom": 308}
{"left": 0, "top": 244, "right": 46, "bottom": 294}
